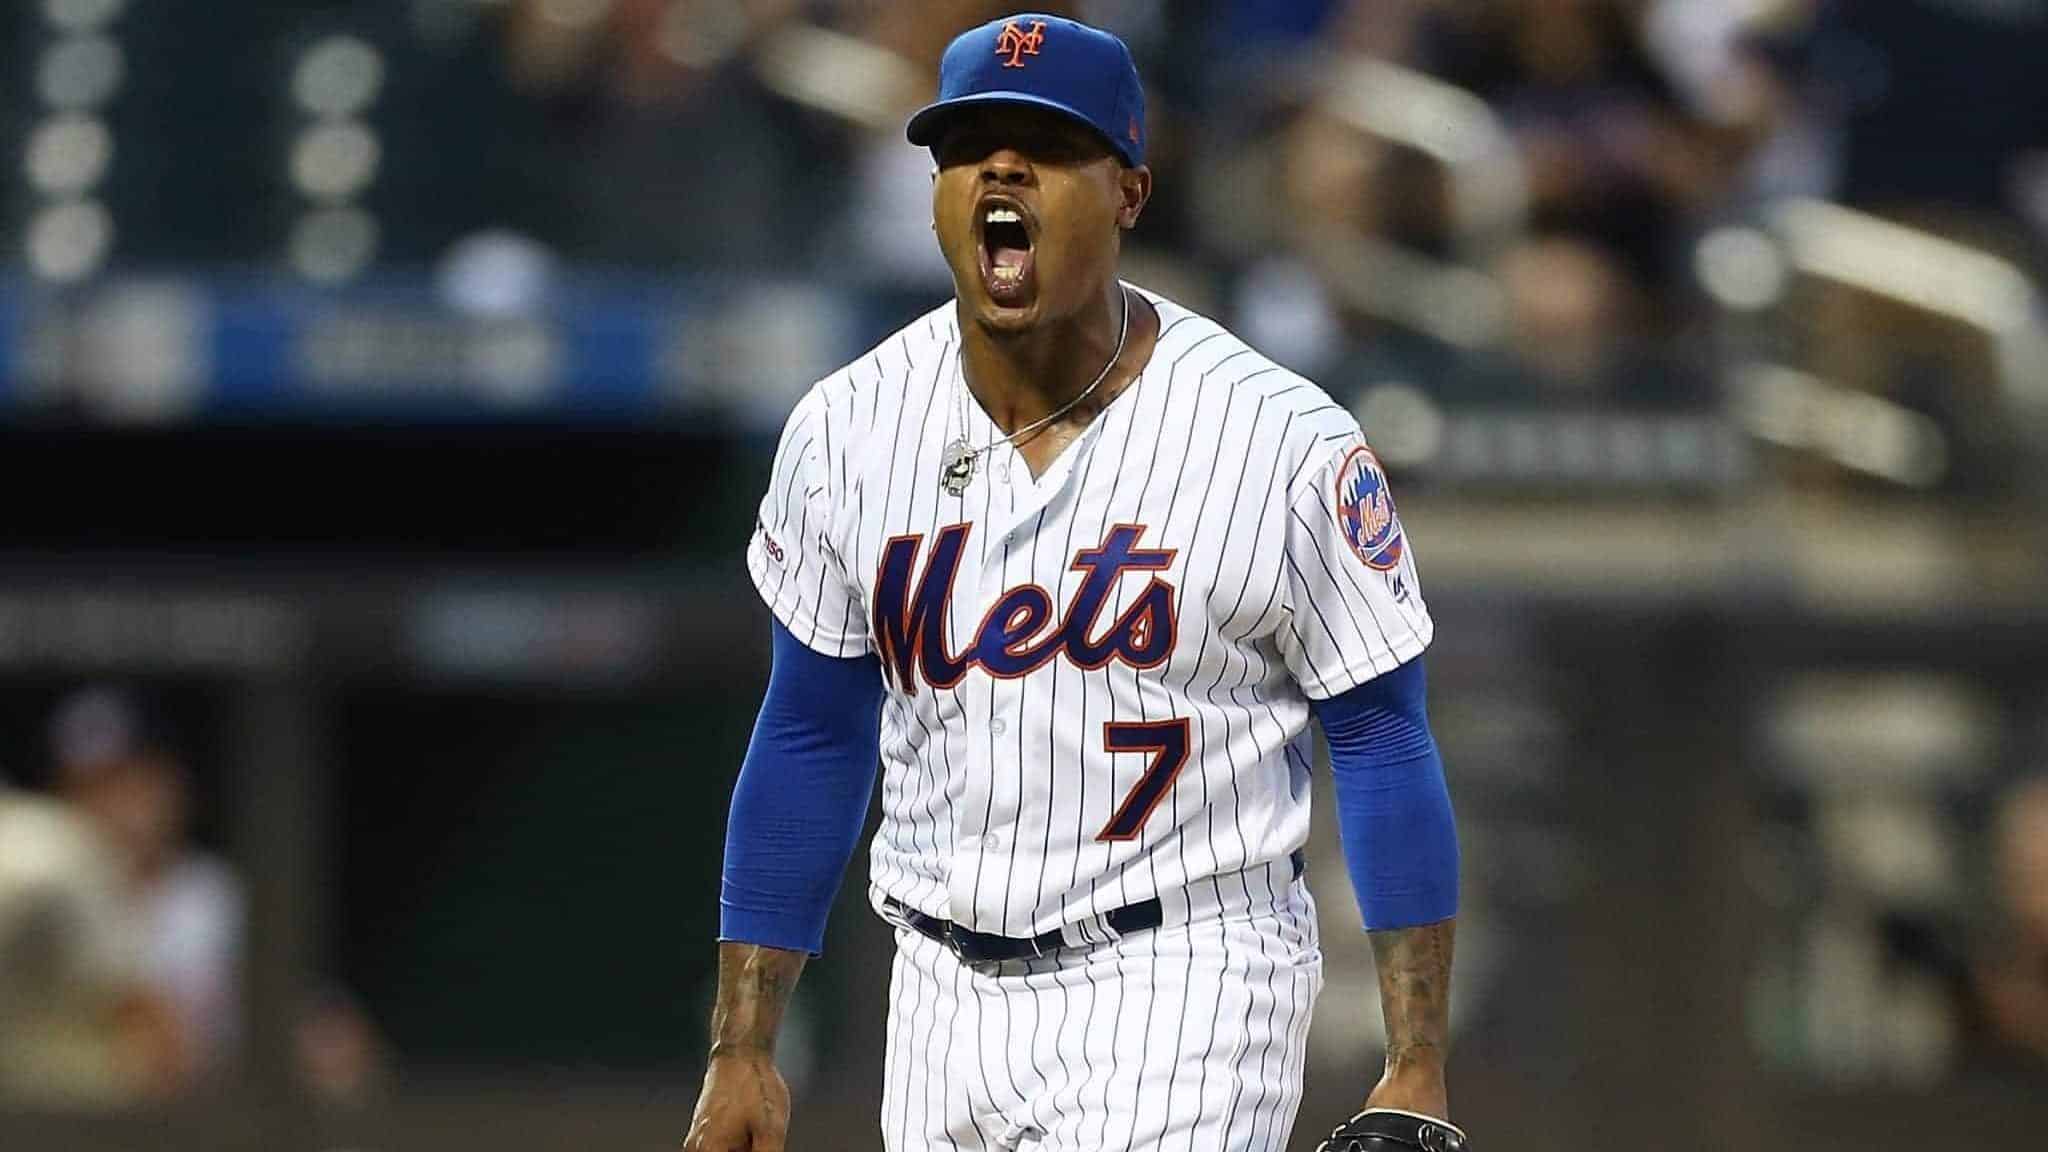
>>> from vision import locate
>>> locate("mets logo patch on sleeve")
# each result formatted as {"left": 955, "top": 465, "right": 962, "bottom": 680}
{"left": 1334, "top": 445, "right": 1406, "bottom": 572}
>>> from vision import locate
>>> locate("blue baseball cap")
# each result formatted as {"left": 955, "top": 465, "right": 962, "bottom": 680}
{"left": 906, "top": 13, "right": 1146, "bottom": 168}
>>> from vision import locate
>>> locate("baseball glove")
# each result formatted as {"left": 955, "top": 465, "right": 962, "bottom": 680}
{"left": 1315, "top": 1108, "right": 1469, "bottom": 1152}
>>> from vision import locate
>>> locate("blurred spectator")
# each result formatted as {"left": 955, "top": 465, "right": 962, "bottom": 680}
{"left": 1419, "top": 0, "right": 1726, "bottom": 294}
{"left": 1490, "top": 233, "right": 1628, "bottom": 394}
{"left": 0, "top": 778, "right": 179, "bottom": 1106}
{"left": 1203, "top": 0, "right": 1729, "bottom": 410}
{"left": 1975, "top": 774, "right": 2048, "bottom": 1069}
{"left": 496, "top": 0, "right": 844, "bottom": 269}
{"left": 49, "top": 688, "right": 245, "bottom": 1093}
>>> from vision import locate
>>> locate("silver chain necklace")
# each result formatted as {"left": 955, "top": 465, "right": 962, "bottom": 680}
{"left": 940, "top": 286, "right": 1131, "bottom": 496}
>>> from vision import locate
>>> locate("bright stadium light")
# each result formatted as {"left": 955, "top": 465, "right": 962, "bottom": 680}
{"left": 289, "top": 207, "right": 379, "bottom": 282}
{"left": 292, "top": 35, "right": 386, "bottom": 119}
{"left": 36, "top": 36, "right": 125, "bottom": 110}
{"left": 289, "top": 121, "right": 381, "bottom": 202}
{"left": 27, "top": 198, "right": 113, "bottom": 282}
{"left": 23, "top": 114, "right": 113, "bottom": 195}
{"left": 1695, "top": 226, "right": 1787, "bottom": 312}
{"left": 41, "top": 0, "right": 127, "bottom": 32}
{"left": 1353, "top": 383, "right": 1445, "bottom": 469}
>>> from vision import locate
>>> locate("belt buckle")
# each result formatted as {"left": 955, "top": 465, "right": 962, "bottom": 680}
{"left": 944, "top": 922, "right": 991, "bottom": 965}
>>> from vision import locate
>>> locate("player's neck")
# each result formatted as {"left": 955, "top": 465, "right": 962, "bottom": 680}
{"left": 959, "top": 280, "right": 1135, "bottom": 434}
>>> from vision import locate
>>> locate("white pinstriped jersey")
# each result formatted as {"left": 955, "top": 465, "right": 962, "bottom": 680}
{"left": 747, "top": 285, "right": 1431, "bottom": 938}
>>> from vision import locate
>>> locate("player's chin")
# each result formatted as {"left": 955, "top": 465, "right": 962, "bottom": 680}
{"left": 971, "top": 296, "right": 1041, "bottom": 333}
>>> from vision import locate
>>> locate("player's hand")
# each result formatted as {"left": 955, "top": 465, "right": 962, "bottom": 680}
{"left": 682, "top": 1049, "right": 790, "bottom": 1152}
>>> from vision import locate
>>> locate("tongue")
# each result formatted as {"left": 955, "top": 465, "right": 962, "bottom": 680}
{"left": 989, "top": 245, "right": 1032, "bottom": 299}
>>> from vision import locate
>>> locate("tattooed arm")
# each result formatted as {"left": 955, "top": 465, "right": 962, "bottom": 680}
{"left": 1363, "top": 918, "right": 1456, "bottom": 1117}
{"left": 1304, "top": 656, "right": 1460, "bottom": 1118}
{"left": 707, "top": 942, "right": 806, "bottom": 1058}
{"left": 688, "top": 619, "right": 883, "bottom": 1149}
{"left": 683, "top": 943, "right": 808, "bottom": 1152}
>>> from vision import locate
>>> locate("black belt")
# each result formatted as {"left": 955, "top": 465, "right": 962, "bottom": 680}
{"left": 888, "top": 850, "right": 1304, "bottom": 965}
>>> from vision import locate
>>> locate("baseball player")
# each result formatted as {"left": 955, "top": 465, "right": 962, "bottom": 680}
{"left": 685, "top": 14, "right": 1465, "bottom": 1152}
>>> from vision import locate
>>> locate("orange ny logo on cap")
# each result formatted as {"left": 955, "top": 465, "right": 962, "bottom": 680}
{"left": 995, "top": 19, "right": 1046, "bottom": 68}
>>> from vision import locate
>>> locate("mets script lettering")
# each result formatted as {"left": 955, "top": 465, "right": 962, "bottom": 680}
{"left": 1352, "top": 485, "right": 1393, "bottom": 541}
{"left": 873, "top": 523, "right": 1177, "bottom": 694}
{"left": 995, "top": 19, "right": 1046, "bottom": 68}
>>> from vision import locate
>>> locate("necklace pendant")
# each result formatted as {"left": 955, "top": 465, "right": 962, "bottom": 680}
{"left": 940, "top": 438, "right": 977, "bottom": 496}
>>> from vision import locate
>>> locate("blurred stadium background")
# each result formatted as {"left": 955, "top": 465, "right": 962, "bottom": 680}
{"left": 0, "top": 0, "right": 2046, "bottom": 1149}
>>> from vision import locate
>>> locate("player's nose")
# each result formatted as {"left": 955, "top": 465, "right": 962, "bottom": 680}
{"left": 980, "top": 148, "right": 1034, "bottom": 188}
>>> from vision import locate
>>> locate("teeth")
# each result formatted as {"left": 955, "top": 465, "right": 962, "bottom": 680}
{"left": 986, "top": 207, "right": 1021, "bottom": 225}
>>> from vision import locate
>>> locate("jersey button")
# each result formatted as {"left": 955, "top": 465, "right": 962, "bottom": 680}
{"left": 990, "top": 718, "right": 1008, "bottom": 736}
{"left": 983, "top": 832, "right": 1004, "bottom": 850}
{"left": 996, "top": 458, "right": 1011, "bottom": 481}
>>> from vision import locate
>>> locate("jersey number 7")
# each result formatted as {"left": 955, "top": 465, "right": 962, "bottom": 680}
{"left": 1096, "top": 719, "right": 1192, "bottom": 842}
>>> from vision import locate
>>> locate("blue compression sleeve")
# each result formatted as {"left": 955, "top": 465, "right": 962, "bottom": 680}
{"left": 1312, "top": 655, "right": 1459, "bottom": 931}
{"left": 719, "top": 619, "right": 884, "bottom": 954}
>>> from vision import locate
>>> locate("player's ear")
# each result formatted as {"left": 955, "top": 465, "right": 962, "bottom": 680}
{"left": 1116, "top": 165, "right": 1151, "bottom": 231}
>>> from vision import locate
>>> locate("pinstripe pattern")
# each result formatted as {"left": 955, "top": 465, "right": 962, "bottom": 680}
{"left": 745, "top": 286, "right": 1429, "bottom": 1149}
{"left": 880, "top": 878, "right": 1323, "bottom": 1151}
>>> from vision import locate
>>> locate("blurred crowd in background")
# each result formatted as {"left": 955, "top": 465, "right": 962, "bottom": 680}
{"left": 1, "top": 0, "right": 2044, "bottom": 477}
{"left": 1, "top": 2, "right": 2047, "bottom": 1149}
{"left": 1, "top": 687, "right": 383, "bottom": 1108}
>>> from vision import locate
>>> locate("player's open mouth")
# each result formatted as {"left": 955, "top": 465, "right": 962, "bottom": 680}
{"left": 977, "top": 196, "right": 1037, "bottom": 307}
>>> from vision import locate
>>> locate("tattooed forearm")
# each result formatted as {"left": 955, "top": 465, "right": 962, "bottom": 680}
{"left": 1368, "top": 917, "right": 1455, "bottom": 1073}
{"left": 707, "top": 942, "right": 808, "bottom": 1058}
